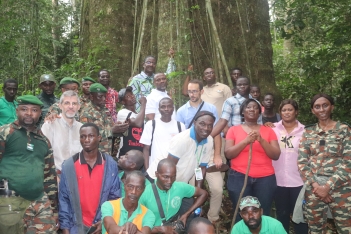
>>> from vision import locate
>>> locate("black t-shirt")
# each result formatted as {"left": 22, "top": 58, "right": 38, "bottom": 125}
{"left": 118, "top": 125, "right": 144, "bottom": 156}
{"left": 262, "top": 113, "right": 281, "bottom": 124}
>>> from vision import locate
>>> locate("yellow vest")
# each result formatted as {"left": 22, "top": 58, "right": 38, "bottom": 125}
{"left": 108, "top": 198, "right": 147, "bottom": 232}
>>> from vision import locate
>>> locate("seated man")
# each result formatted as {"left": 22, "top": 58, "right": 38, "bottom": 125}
{"left": 231, "top": 196, "right": 286, "bottom": 234}
{"left": 188, "top": 217, "right": 215, "bottom": 234}
{"left": 59, "top": 123, "right": 121, "bottom": 234}
{"left": 118, "top": 149, "right": 150, "bottom": 197}
{"left": 139, "top": 159, "right": 208, "bottom": 233}
{"left": 102, "top": 171, "right": 155, "bottom": 234}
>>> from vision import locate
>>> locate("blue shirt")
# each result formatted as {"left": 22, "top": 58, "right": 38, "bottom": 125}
{"left": 176, "top": 101, "right": 218, "bottom": 128}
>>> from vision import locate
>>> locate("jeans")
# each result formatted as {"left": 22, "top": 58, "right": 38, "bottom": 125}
{"left": 227, "top": 169, "right": 277, "bottom": 223}
{"left": 274, "top": 186, "right": 308, "bottom": 234}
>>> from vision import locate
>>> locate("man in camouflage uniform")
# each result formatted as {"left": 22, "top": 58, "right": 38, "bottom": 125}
{"left": 45, "top": 77, "right": 80, "bottom": 121}
{"left": 298, "top": 122, "right": 351, "bottom": 233}
{"left": 80, "top": 76, "right": 96, "bottom": 109}
{"left": 0, "top": 95, "right": 57, "bottom": 234}
{"left": 36, "top": 74, "right": 59, "bottom": 127}
{"left": 80, "top": 83, "right": 129, "bottom": 155}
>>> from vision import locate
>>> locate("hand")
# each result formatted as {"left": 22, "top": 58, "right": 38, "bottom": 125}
{"left": 91, "top": 221, "right": 102, "bottom": 234}
{"left": 139, "top": 96, "right": 147, "bottom": 106}
{"left": 187, "top": 64, "right": 193, "bottom": 71}
{"left": 313, "top": 183, "right": 331, "bottom": 200}
{"left": 53, "top": 212, "right": 59, "bottom": 230}
{"left": 120, "top": 222, "right": 138, "bottom": 234}
{"left": 112, "top": 121, "right": 129, "bottom": 134}
{"left": 264, "top": 122, "right": 275, "bottom": 128}
{"left": 321, "top": 194, "right": 333, "bottom": 204}
{"left": 213, "top": 155, "right": 223, "bottom": 169}
{"left": 168, "top": 47, "right": 175, "bottom": 58}
{"left": 178, "top": 214, "right": 187, "bottom": 229}
{"left": 245, "top": 131, "right": 257, "bottom": 144}
{"left": 44, "top": 113, "right": 61, "bottom": 123}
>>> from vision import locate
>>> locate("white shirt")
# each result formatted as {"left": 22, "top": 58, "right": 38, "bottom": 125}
{"left": 168, "top": 127, "right": 214, "bottom": 183}
{"left": 41, "top": 117, "right": 83, "bottom": 170}
{"left": 145, "top": 89, "right": 177, "bottom": 120}
{"left": 140, "top": 118, "right": 185, "bottom": 179}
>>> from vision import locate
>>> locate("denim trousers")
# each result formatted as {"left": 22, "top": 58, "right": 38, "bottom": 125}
{"left": 227, "top": 169, "right": 277, "bottom": 223}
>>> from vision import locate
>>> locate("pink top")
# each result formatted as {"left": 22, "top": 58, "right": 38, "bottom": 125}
{"left": 105, "top": 87, "right": 119, "bottom": 123}
{"left": 226, "top": 125, "right": 277, "bottom": 178}
{"left": 272, "top": 120, "right": 305, "bottom": 187}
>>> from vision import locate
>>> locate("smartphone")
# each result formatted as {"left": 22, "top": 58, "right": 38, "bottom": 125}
{"left": 125, "top": 112, "right": 133, "bottom": 122}
{"left": 86, "top": 226, "right": 97, "bottom": 234}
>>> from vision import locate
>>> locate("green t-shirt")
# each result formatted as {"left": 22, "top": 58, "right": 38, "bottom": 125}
{"left": 101, "top": 198, "right": 155, "bottom": 234}
{"left": 139, "top": 181, "right": 195, "bottom": 226}
{"left": 0, "top": 97, "right": 17, "bottom": 126}
{"left": 231, "top": 215, "right": 287, "bottom": 234}
{"left": 118, "top": 171, "right": 150, "bottom": 197}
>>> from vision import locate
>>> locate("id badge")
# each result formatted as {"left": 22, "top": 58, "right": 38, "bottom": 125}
{"left": 27, "top": 143, "right": 34, "bottom": 151}
{"left": 195, "top": 167, "right": 203, "bottom": 180}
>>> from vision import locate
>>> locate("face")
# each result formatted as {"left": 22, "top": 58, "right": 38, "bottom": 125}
{"left": 82, "top": 81, "right": 94, "bottom": 95}
{"left": 154, "top": 74, "right": 167, "bottom": 91}
{"left": 39, "top": 81, "right": 56, "bottom": 95}
{"left": 194, "top": 115, "right": 215, "bottom": 140}
{"left": 155, "top": 165, "right": 176, "bottom": 191}
{"left": 311, "top": 97, "right": 334, "bottom": 121}
{"left": 250, "top": 87, "right": 260, "bottom": 100}
{"left": 3, "top": 82, "right": 18, "bottom": 100}
{"left": 98, "top": 71, "right": 110, "bottom": 86}
{"left": 90, "top": 92, "right": 106, "bottom": 108}
{"left": 230, "top": 69, "right": 242, "bottom": 83}
{"left": 80, "top": 126, "right": 101, "bottom": 152}
{"left": 188, "top": 83, "right": 203, "bottom": 103}
{"left": 262, "top": 95, "right": 274, "bottom": 109}
{"left": 143, "top": 57, "right": 156, "bottom": 74}
{"left": 240, "top": 207, "right": 263, "bottom": 230}
{"left": 203, "top": 68, "right": 216, "bottom": 84}
{"left": 159, "top": 99, "right": 174, "bottom": 118}
{"left": 236, "top": 78, "right": 250, "bottom": 96}
{"left": 122, "top": 90, "right": 136, "bottom": 106}
{"left": 59, "top": 96, "right": 80, "bottom": 119}
{"left": 125, "top": 176, "right": 145, "bottom": 204}
{"left": 243, "top": 101, "right": 260, "bottom": 121}
{"left": 16, "top": 104, "right": 41, "bottom": 127}
{"left": 118, "top": 151, "right": 135, "bottom": 170}
{"left": 191, "top": 223, "right": 215, "bottom": 234}
{"left": 280, "top": 104, "right": 298, "bottom": 122}
{"left": 61, "top": 83, "right": 79, "bottom": 93}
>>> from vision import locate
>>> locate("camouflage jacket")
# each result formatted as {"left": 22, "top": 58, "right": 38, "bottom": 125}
{"left": 79, "top": 101, "right": 113, "bottom": 154}
{"left": 45, "top": 102, "right": 80, "bottom": 121}
{"left": 298, "top": 121, "right": 351, "bottom": 190}
{"left": 0, "top": 121, "right": 58, "bottom": 212}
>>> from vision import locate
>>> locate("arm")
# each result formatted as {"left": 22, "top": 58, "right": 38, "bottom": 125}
{"left": 129, "top": 97, "right": 147, "bottom": 127}
{"left": 43, "top": 145, "right": 58, "bottom": 213}
{"left": 139, "top": 122, "right": 153, "bottom": 169}
{"left": 257, "top": 137, "right": 280, "bottom": 160}
{"left": 194, "top": 166, "right": 206, "bottom": 188}
{"left": 145, "top": 113, "right": 155, "bottom": 121}
{"left": 297, "top": 131, "right": 316, "bottom": 186}
{"left": 143, "top": 145, "right": 150, "bottom": 169}
{"left": 224, "top": 132, "right": 255, "bottom": 160}
{"left": 213, "top": 135, "right": 222, "bottom": 168}
{"left": 211, "top": 118, "right": 228, "bottom": 137}
{"left": 167, "top": 154, "right": 179, "bottom": 165}
{"left": 58, "top": 169, "right": 73, "bottom": 232}
{"left": 104, "top": 217, "right": 124, "bottom": 233}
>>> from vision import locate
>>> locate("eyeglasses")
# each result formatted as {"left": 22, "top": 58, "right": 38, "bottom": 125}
{"left": 145, "top": 61, "right": 156, "bottom": 65}
{"left": 187, "top": 90, "right": 200, "bottom": 94}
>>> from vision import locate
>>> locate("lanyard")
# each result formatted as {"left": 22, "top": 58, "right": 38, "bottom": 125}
{"left": 195, "top": 144, "right": 204, "bottom": 167}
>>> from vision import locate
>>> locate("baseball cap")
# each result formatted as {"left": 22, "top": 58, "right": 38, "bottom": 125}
{"left": 239, "top": 196, "right": 261, "bottom": 211}
{"left": 39, "top": 74, "right": 56, "bottom": 84}
{"left": 118, "top": 86, "right": 133, "bottom": 102}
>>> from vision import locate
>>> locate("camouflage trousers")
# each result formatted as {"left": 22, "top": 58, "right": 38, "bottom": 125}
{"left": 304, "top": 185, "right": 351, "bottom": 234}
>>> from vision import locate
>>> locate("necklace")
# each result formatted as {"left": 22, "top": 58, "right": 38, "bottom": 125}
{"left": 319, "top": 120, "right": 331, "bottom": 131}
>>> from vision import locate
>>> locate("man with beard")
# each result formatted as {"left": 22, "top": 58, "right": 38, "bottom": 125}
{"left": 41, "top": 91, "right": 83, "bottom": 175}
{"left": 140, "top": 97, "right": 185, "bottom": 182}
{"left": 139, "top": 159, "right": 208, "bottom": 233}
{"left": 231, "top": 196, "right": 286, "bottom": 234}
{"left": 102, "top": 171, "right": 155, "bottom": 234}
{"left": 145, "top": 73, "right": 176, "bottom": 121}
{"left": 0, "top": 95, "right": 57, "bottom": 233}
{"left": 59, "top": 123, "right": 121, "bottom": 234}
{"left": 37, "top": 74, "right": 58, "bottom": 127}
{"left": 0, "top": 79, "right": 18, "bottom": 126}
{"left": 98, "top": 70, "right": 119, "bottom": 123}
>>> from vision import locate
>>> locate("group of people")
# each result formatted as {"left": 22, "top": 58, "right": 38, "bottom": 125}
{"left": 0, "top": 50, "right": 350, "bottom": 234}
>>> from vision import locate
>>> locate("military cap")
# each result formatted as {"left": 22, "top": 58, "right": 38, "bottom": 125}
{"left": 39, "top": 74, "right": 56, "bottom": 84}
{"left": 82, "top": 77, "right": 96, "bottom": 83}
{"left": 118, "top": 86, "right": 133, "bottom": 102}
{"left": 59, "top": 77, "right": 80, "bottom": 87}
{"left": 89, "top": 83, "right": 107, "bottom": 93}
{"left": 239, "top": 196, "right": 261, "bottom": 211}
{"left": 17, "top": 95, "right": 44, "bottom": 107}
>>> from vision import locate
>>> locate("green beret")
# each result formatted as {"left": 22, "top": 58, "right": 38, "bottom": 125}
{"left": 59, "top": 77, "right": 80, "bottom": 87}
{"left": 89, "top": 83, "right": 107, "bottom": 93}
{"left": 82, "top": 77, "right": 96, "bottom": 83}
{"left": 17, "top": 95, "right": 44, "bottom": 107}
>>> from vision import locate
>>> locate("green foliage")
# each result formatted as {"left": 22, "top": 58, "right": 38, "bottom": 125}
{"left": 272, "top": 0, "right": 351, "bottom": 124}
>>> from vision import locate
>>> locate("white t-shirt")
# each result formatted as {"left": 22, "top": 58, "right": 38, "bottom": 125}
{"left": 168, "top": 128, "right": 213, "bottom": 183}
{"left": 145, "top": 89, "right": 177, "bottom": 120}
{"left": 140, "top": 118, "right": 185, "bottom": 179}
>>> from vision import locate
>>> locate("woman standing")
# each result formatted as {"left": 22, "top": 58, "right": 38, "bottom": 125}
{"left": 298, "top": 94, "right": 351, "bottom": 233}
{"left": 272, "top": 99, "right": 308, "bottom": 233}
{"left": 225, "top": 99, "right": 280, "bottom": 222}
